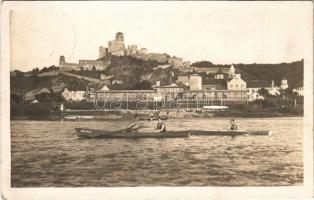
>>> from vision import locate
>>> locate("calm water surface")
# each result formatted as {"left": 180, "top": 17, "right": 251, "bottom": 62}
{"left": 11, "top": 117, "right": 303, "bottom": 187}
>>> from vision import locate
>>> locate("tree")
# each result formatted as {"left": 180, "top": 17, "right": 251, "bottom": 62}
{"left": 258, "top": 88, "right": 269, "bottom": 97}
{"left": 41, "top": 67, "right": 48, "bottom": 72}
{"left": 35, "top": 93, "right": 52, "bottom": 102}
{"left": 191, "top": 61, "right": 214, "bottom": 68}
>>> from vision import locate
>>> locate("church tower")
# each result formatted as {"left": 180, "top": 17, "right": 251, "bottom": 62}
{"left": 228, "top": 64, "right": 235, "bottom": 78}
{"left": 59, "top": 55, "right": 65, "bottom": 64}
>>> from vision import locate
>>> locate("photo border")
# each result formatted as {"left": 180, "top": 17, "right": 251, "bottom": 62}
{"left": 1, "top": 1, "right": 313, "bottom": 199}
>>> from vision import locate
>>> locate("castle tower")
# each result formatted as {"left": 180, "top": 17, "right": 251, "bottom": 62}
{"left": 108, "top": 32, "right": 125, "bottom": 56}
{"left": 115, "top": 32, "right": 124, "bottom": 42}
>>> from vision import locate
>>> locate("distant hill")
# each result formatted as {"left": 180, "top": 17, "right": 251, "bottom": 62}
{"left": 235, "top": 60, "right": 304, "bottom": 88}
{"left": 191, "top": 60, "right": 304, "bottom": 89}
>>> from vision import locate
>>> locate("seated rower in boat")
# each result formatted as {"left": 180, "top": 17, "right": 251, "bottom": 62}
{"left": 155, "top": 118, "right": 166, "bottom": 132}
{"left": 230, "top": 119, "right": 237, "bottom": 130}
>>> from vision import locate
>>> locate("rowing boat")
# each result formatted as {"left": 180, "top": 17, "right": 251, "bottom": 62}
{"left": 75, "top": 128, "right": 190, "bottom": 139}
{"left": 190, "top": 130, "right": 272, "bottom": 136}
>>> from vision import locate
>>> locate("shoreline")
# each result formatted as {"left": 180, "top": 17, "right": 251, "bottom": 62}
{"left": 11, "top": 109, "right": 303, "bottom": 121}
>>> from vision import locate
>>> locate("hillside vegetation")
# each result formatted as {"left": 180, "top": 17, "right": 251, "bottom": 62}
{"left": 100, "top": 55, "right": 173, "bottom": 87}
{"left": 191, "top": 60, "right": 304, "bottom": 89}
{"left": 11, "top": 56, "right": 304, "bottom": 94}
{"left": 236, "top": 60, "right": 303, "bottom": 88}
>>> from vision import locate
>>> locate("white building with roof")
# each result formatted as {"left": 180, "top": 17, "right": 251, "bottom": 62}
{"left": 62, "top": 87, "right": 86, "bottom": 102}
{"left": 293, "top": 87, "right": 304, "bottom": 96}
{"left": 227, "top": 74, "right": 246, "bottom": 90}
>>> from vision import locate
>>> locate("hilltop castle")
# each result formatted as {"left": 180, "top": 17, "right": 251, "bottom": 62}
{"left": 59, "top": 32, "right": 191, "bottom": 71}
{"left": 98, "top": 32, "right": 189, "bottom": 68}
{"left": 99, "top": 32, "right": 148, "bottom": 59}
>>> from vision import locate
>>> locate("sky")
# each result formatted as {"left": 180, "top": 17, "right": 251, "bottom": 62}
{"left": 8, "top": 1, "right": 313, "bottom": 71}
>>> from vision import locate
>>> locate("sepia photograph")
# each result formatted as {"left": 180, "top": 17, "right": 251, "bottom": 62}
{"left": 1, "top": 1, "right": 313, "bottom": 199}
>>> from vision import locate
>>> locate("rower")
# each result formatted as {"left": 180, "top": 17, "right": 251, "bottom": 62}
{"left": 156, "top": 118, "right": 166, "bottom": 132}
{"left": 230, "top": 119, "right": 237, "bottom": 130}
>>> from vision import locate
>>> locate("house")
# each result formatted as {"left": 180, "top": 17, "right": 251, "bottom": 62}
{"left": 155, "top": 83, "right": 184, "bottom": 99}
{"left": 227, "top": 74, "right": 246, "bottom": 90}
{"left": 62, "top": 87, "right": 86, "bottom": 102}
{"left": 202, "top": 79, "right": 226, "bottom": 90}
{"left": 61, "top": 82, "right": 87, "bottom": 102}
{"left": 189, "top": 74, "right": 202, "bottom": 90}
{"left": 176, "top": 75, "right": 190, "bottom": 86}
{"left": 98, "top": 85, "right": 110, "bottom": 92}
{"left": 214, "top": 73, "right": 225, "bottom": 79}
{"left": 87, "top": 84, "right": 110, "bottom": 99}
{"left": 293, "top": 87, "right": 304, "bottom": 96}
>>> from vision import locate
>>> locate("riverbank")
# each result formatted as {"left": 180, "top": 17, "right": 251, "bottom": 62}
{"left": 11, "top": 104, "right": 303, "bottom": 120}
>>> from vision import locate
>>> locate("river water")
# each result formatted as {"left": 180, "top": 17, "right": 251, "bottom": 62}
{"left": 11, "top": 117, "right": 303, "bottom": 187}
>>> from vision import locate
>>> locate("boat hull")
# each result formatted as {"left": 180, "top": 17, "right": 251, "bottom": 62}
{"left": 190, "top": 130, "right": 271, "bottom": 136}
{"left": 75, "top": 128, "right": 190, "bottom": 139}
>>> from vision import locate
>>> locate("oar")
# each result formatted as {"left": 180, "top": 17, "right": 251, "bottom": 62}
{"left": 98, "top": 123, "right": 146, "bottom": 137}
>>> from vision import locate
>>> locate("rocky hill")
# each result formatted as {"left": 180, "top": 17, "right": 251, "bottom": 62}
{"left": 100, "top": 55, "right": 174, "bottom": 87}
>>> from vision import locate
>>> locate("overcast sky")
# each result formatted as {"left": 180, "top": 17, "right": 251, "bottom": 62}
{"left": 9, "top": 1, "right": 312, "bottom": 71}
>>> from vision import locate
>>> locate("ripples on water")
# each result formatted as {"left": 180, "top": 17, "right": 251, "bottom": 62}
{"left": 11, "top": 117, "right": 303, "bottom": 187}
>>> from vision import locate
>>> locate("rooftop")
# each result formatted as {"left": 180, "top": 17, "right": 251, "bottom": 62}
{"left": 203, "top": 78, "right": 226, "bottom": 85}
